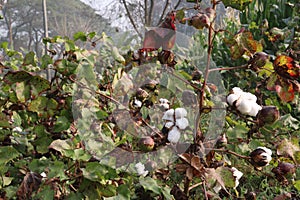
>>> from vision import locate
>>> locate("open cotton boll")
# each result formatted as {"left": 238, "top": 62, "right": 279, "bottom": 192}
{"left": 176, "top": 117, "right": 189, "bottom": 130}
{"left": 232, "top": 167, "right": 243, "bottom": 189}
{"left": 248, "top": 103, "right": 262, "bottom": 117}
{"left": 165, "top": 121, "right": 174, "bottom": 129}
{"left": 232, "top": 87, "right": 243, "bottom": 95}
{"left": 241, "top": 92, "right": 257, "bottom": 102}
{"left": 236, "top": 99, "right": 252, "bottom": 115}
{"left": 257, "top": 147, "right": 272, "bottom": 157}
{"left": 227, "top": 93, "right": 239, "bottom": 106}
{"left": 135, "top": 162, "right": 149, "bottom": 177}
{"left": 175, "top": 108, "right": 187, "bottom": 118}
{"left": 162, "top": 109, "right": 175, "bottom": 121}
{"left": 167, "top": 126, "right": 181, "bottom": 143}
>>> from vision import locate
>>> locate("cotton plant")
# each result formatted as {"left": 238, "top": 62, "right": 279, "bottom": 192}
{"left": 162, "top": 107, "right": 189, "bottom": 143}
{"left": 227, "top": 87, "right": 262, "bottom": 117}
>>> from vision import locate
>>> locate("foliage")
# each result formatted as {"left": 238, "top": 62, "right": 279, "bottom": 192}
{"left": 0, "top": 0, "right": 299, "bottom": 199}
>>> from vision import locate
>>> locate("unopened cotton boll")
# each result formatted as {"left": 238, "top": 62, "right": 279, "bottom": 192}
{"left": 167, "top": 126, "right": 181, "bottom": 143}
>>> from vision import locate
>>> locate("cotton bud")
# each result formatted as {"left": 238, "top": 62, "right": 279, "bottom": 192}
{"left": 272, "top": 162, "right": 296, "bottom": 184}
{"left": 248, "top": 52, "right": 269, "bottom": 71}
{"left": 257, "top": 106, "right": 280, "bottom": 126}
{"left": 192, "top": 69, "right": 203, "bottom": 81}
{"left": 139, "top": 136, "right": 155, "bottom": 152}
{"left": 249, "top": 147, "right": 272, "bottom": 170}
{"left": 216, "top": 134, "right": 228, "bottom": 148}
{"left": 189, "top": 14, "right": 210, "bottom": 29}
{"left": 167, "top": 126, "right": 181, "bottom": 143}
{"left": 142, "top": 80, "right": 158, "bottom": 91}
{"left": 136, "top": 88, "right": 149, "bottom": 101}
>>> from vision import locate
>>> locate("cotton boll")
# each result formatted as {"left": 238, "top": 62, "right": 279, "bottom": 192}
{"left": 257, "top": 147, "right": 272, "bottom": 157}
{"left": 176, "top": 117, "right": 189, "bottom": 130}
{"left": 232, "top": 87, "right": 243, "bottom": 95}
{"left": 248, "top": 103, "right": 262, "bottom": 117}
{"left": 135, "top": 162, "right": 149, "bottom": 177}
{"left": 175, "top": 108, "right": 187, "bottom": 118}
{"left": 232, "top": 167, "right": 243, "bottom": 189}
{"left": 167, "top": 126, "right": 181, "bottom": 143}
{"left": 165, "top": 121, "right": 174, "bottom": 129}
{"left": 236, "top": 99, "right": 252, "bottom": 115}
{"left": 242, "top": 92, "right": 257, "bottom": 102}
{"left": 162, "top": 109, "right": 175, "bottom": 121}
{"left": 227, "top": 94, "right": 239, "bottom": 106}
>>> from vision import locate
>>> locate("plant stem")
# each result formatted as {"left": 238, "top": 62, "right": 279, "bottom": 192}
{"left": 212, "top": 149, "right": 251, "bottom": 160}
{"left": 208, "top": 64, "right": 248, "bottom": 72}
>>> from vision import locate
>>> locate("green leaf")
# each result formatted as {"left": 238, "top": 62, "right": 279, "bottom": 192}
{"left": 23, "top": 51, "right": 37, "bottom": 66}
{"left": 294, "top": 180, "right": 300, "bottom": 191}
{"left": 0, "top": 112, "right": 11, "bottom": 128}
{"left": 139, "top": 177, "right": 161, "bottom": 195}
{"left": 73, "top": 31, "right": 87, "bottom": 41}
{"left": 49, "top": 139, "right": 74, "bottom": 156}
{"left": 41, "top": 54, "right": 53, "bottom": 69}
{"left": 53, "top": 116, "right": 70, "bottom": 132}
{"left": 0, "top": 146, "right": 20, "bottom": 164}
{"left": 28, "top": 96, "right": 58, "bottom": 117}
{"left": 227, "top": 124, "right": 249, "bottom": 140}
{"left": 15, "top": 82, "right": 30, "bottom": 103}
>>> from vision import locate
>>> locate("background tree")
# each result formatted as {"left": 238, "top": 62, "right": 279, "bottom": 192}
{"left": 0, "top": 0, "right": 112, "bottom": 56}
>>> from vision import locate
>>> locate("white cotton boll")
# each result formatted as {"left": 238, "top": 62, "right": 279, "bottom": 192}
{"left": 134, "top": 99, "right": 142, "bottom": 108}
{"left": 241, "top": 92, "right": 257, "bottom": 102}
{"left": 159, "top": 98, "right": 170, "bottom": 110}
{"left": 213, "top": 183, "right": 222, "bottom": 193}
{"left": 232, "top": 167, "right": 243, "bottom": 189}
{"left": 165, "top": 121, "right": 174, "bottom": 129}
{"left": 260, "top": 152, "right": 272, "bottom": 165}
{"left": 232, "top": 87, "right": 243, "bottom": 95}
{"left": 162, "top": 109, "right": 174, "bottom": 121}
{"left": 135, "top": 162, "right": 149, "bottom": 177}
{"left": 227, "top": 94, "right": 239, "bottom": 106}
{"left": 12, "top": 127, "right": 22, "bottom": 133}
{"left": 248, "top": 103, "right": 262, "bottom": 117}
{"left": 236, "top": 99, "right": 252, "bottom": 115}
{"left": 175, "top": 108, "right": 187, "bottom": 118}
{"left": 176, "top": 118, "right": 189, "bottom": 130}
{"left": 167, "top": 127, "right": 181, "bottom": 143}
{"left": 257, "top": 147, "right": 272, "bottom": 157}
{"left": 159, "top": 98, "right": 169, "bottom": 104}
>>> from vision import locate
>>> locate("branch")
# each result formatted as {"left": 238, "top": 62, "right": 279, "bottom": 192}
{"left": 148, "top": 0, "right": 154, "bottom": 26}
{"left": 212, "top": 149, "right": 251, "bottom": 160}
{"left": 208, "top": 64, "right": 248, "bottom": 72}
{"left": 174, "top": 0, "right": 182, "bottom": 9}
{"left": 158, "top": 0, "right": 170, "bottom": 25}
{"left": 121, "top": 0, "right": 142, "bottom": 38}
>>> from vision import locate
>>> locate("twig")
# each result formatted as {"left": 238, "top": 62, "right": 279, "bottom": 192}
{"left": 121, "top": 0, "right": 142, "bottom": 38}
{"left": 208, "top": 64, "right": 248, "bottom": 72}
{"left": 212, "top": 149, "right": 251, "bottom": 160}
